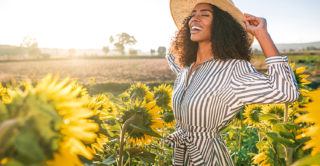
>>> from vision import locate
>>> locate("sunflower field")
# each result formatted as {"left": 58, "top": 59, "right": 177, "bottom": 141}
{"left": 0, "top": 62, "right": 319, "bottom": 166}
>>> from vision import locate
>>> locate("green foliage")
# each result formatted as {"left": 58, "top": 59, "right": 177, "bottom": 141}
{"left": 222, "top": 109, "right": 259, "bottom": 165}
{"left": 0, "top": 92, "right": 62, "bottom": 165}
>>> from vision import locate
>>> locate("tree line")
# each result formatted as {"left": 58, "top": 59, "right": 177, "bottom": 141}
{"left": 102, "top": 32, "right": 166, "bottom": 56}
{"left": 0, "top": 33, "right": 167, "bottom": 57}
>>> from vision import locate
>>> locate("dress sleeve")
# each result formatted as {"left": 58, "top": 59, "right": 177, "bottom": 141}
{"left": 230, "top": 55, "right": 300, "bottom": 105}
{"left": 165, "top": 53, "right": 182, "bottom": 75}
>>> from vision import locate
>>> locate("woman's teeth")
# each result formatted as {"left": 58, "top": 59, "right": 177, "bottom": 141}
{"left": 192, "top": 26, "right": 202, "bottom": 30}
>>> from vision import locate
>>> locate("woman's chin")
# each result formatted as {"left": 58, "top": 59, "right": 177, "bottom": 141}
{"left": 190, "top": 37, "right": 201, "bottom": 42}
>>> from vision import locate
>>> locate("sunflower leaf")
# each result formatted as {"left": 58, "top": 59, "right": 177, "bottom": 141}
{"left": 259, "top": 113, "right": 278, "bottom": 121}
{"left": 136, "top": 150, "right": 156, "bottom": 164}
{"left": 266, "top": 132, "right": 295, "bottom": 147}
{"left": 129, "top": 123, "right": 161, "bottom": 137}
{"left": 0, "top": 118, "right": 20, "bottom": 154}
{"left": 101, "top": 154, "right": 117, "bottom": 165}
{"left": 272, "top": 123, "right": 294, "bottom": 139}
{"left": 13, "top": 127, "right": 45, "bottom": 162}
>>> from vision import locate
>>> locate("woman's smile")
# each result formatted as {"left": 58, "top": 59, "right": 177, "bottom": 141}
{"left": 190, "top": 24, "right": 203, "bottom": 34}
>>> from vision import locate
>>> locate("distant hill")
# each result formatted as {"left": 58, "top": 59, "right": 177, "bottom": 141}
{"left": 252, "top": 41, "right": 320, "bottom": 52}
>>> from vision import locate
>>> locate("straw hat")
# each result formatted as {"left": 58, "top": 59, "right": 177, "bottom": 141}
{"left": 170, "top": 0, "right": 254, "bottom": 46}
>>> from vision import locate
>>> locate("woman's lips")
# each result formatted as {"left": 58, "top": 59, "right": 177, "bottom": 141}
{"left": 191, "top": 29, "right": 201, "bottom": 34}
{"left": 190, "top": 25, "right": 203, "bottom": 34}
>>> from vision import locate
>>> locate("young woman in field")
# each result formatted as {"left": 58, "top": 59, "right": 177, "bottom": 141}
{"left": 165, "top": 0, "right": 300, "bottom": 165}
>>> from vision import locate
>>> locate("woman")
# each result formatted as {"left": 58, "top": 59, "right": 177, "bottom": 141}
{"left": 165, "top": 0, "right": 300, "bottom": 165}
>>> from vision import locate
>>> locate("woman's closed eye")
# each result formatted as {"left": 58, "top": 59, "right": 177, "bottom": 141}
{"left": 191, "top": 14, "right": 210, "bottom": 17}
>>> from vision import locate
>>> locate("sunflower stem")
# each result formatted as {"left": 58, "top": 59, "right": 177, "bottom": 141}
{"left": 238, "top": 118, "right": 242, "bottom": 152}
{"left": 159, "top": 128, "right": 164, "bottom": 165}
{"left": 118, "top": 115, "right": 136, "bottom": 166}
{"left": 286, "top": 147, "right": 294, "bottom": 166}
{"left": 284, "top": 103, "right": 293, "bottom": 166}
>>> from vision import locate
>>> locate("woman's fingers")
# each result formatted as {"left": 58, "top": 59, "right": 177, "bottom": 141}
{"left": 245, "top": 17, "right": 261, "bottom": 26}
{"left": 243, "top": 13, "right": 267, "bottom": 35}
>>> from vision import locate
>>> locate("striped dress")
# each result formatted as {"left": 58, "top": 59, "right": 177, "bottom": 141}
{"left": 164, "top": 53, "right": 300, "bottom": 166}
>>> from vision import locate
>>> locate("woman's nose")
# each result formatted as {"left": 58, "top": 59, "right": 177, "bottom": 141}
{"left": 191, "top": 13, "right": 201, "bottom": 22}
{"left": 194, "top": 13, "right": 201, "bottom": 19}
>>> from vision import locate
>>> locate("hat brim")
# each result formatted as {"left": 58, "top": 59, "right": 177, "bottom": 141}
{"left": 170, "top": 0, "right": 254, "bottom": 46}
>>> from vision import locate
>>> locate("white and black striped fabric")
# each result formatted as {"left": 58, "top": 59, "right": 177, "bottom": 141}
{"left": 164, "top": 53, "right": 300, "bottom": 166}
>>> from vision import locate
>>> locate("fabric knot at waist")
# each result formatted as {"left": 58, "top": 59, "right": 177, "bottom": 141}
{"left": 165, "top": 122, "right": 222, "bottom": 165}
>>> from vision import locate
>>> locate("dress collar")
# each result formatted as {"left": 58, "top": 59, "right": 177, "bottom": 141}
{"left": 190, "top": 57, "right": 215, "bottom": 68}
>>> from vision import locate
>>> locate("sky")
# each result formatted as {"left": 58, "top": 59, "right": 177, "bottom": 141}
{"left": 0, "top": 0, "right": 319, "bottom": 51}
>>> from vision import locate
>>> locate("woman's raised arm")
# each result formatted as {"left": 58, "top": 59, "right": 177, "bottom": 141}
{"left": 243, "top": 13, "right": 280, "bottom": 58}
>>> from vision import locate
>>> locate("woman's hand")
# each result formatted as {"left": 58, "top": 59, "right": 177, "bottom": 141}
{"left": 243, "top": 13, "right": 280, "bottom": 58}
{"left": 243, "top": 13, "right": 267, "bottom": 37}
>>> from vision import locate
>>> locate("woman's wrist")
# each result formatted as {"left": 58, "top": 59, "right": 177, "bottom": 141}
{"left": 254, "top": 30, "right": 270, "bottom": 42}
{"left": 254, "top": 30, "right": 280, "bottom": 58}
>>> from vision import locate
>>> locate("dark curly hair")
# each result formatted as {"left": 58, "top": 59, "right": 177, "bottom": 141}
{"left": 170, "top": 4, "right": 252, "bottom": 69}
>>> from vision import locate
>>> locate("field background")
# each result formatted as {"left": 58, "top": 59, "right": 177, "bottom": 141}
{"left": 1, "top": 54, "right": 319, "bottom": 96}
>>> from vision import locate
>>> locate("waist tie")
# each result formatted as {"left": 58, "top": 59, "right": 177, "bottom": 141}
{"left": 165, "top": 124, "right": 221, "bottom": 165}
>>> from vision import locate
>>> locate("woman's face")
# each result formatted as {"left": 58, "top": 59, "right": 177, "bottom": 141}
{"left": 188, "top": 3, "right": 213, "bottom": 42}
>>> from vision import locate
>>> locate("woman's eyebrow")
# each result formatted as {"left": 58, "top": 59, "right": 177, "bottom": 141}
{"left": 191, "top": 9, "right": 213, "bottom": 13}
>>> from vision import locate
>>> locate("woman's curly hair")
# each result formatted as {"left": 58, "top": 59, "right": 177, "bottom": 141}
{"left": 170, "top": 4, "right": 253, "bottom": 68}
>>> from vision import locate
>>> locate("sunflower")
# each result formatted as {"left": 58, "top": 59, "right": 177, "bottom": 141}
{"left": 126, "top": 83, "right": 153, "bottom": 103}
{"left": 86, "top": 93, "right": 120, "bottom": 156}
{"left": 71, "top": 81, "right": 89, "bottom": 98}
{"left": 252, "top": 152, "right": 271, "bottom": 166}
{"left": 152, "top": 84, "right": 173, "bottom": 109}
{"left": 295, "top": 88, "right": 320, "bottom": 156}
{"left": 243, "top": 104, "right": 263, "bottom": 127}
{"left": 89, "top": 94, "right": 117, "bottom": 116}
{"left": 261, "top": 104, "right": 293, "bottom": 125}
{"left": 0, "top": 74, "right": 99, "bottom": 166}
{"left": 88, "top": 93, "right": 120, "bottom": 137}
{"left": 162, "top": 111, "right": 175, "bottom": 129}
{"left": 0, "top": 84, "right": 13, "bottom": 104}
{"left": 34, "top": 74, "right": 99, "bottom": 166}
{"left": 289, "top": 63, "right": 311, "bottom": 96}
{"left": 119, "top": 91, "right": 130, "bottom": 102}
{"left": 152, "top": 84, "right": 175, "bottom": 128}
{"left": 89, "top": 133, "right": 109, "bottom": 154}
{"left": 121, "top": 99, "right": 164, "bottom": 147}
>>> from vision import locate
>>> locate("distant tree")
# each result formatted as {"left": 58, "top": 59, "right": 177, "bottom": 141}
{"left": 113, "top": 33, "right": 137, "bottom": 55}
{"left": 20, "top": 36, "right": 40, "bottom": 57}
{"left": 102, "top": 46, "right": 110, "bottom": 55}
{"left": 150, "top": 49, "right": 155, "bottom": 55}
{"left": 306, "top": 46, "right": 319, "bottom": 50}
{"left": 129, "top": 49, "right": 138, "bottom": 56}
{"left": 114, "top": 43, "right": 125, "bottom": 55}
{"left": 109, "top": 36, "right": 114, "bottom": 44}
{"left": 157, "top": 46, "right": 166, "bottom": 57}
{"left": 0, "top": 45, "right": 24, "bottom": 56}
{"left": 289, "top": 48, "right": 295, "bottom": 52}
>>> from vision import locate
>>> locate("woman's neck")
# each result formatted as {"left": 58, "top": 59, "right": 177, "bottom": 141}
{"left": 196, "top": 41, "right": 214, "bottom": 64}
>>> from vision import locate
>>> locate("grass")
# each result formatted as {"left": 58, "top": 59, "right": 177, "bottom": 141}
{"left": 84, "top": 81, "right": 175, "bottom": 97}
